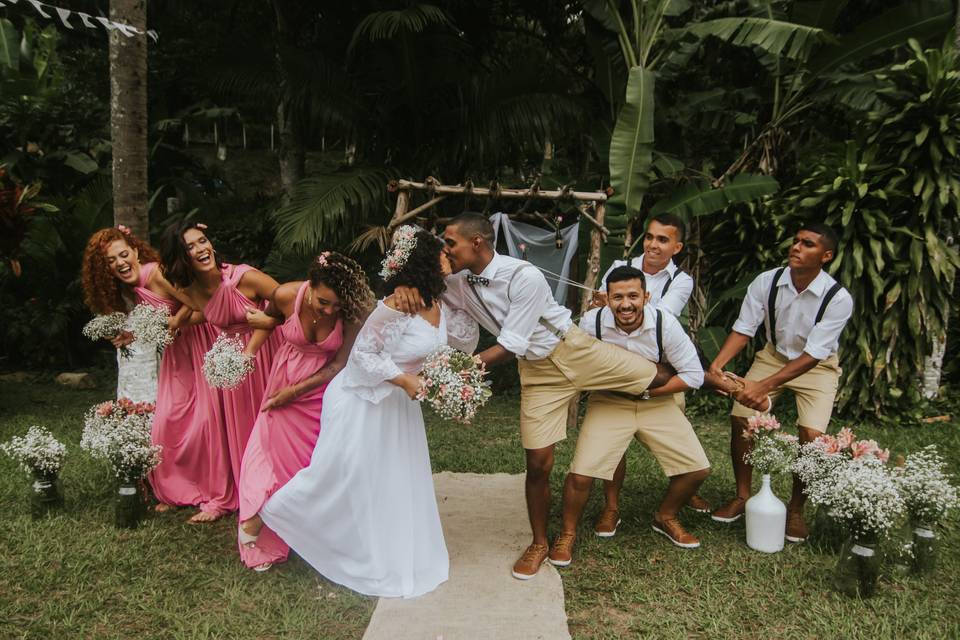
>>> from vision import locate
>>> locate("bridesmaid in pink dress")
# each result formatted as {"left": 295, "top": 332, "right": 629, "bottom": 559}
{"left": 160, "top": 222, "right": 281, "bottom": 519}
{"left": 82, "top": 227, "right": 235, "bottom": 522}
{"left": 236, "top": 252, "right": 374, "bottom": 571}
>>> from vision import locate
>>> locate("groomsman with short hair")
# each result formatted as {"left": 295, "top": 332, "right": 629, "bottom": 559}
{"left": 709, "top": 223, "right": 853, "bottom": 542}
{"left": 548, "top": 266, "right": 711, "bottom": 565}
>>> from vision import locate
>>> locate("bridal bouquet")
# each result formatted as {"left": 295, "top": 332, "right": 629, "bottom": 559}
{"left": 0, "top": 425, "right": 67, "bottom": 476}
{"left": 203, "top": 334, "right": 254, "bottom": 389}
{"left": 82, "top": 312, "right": 131, "bottom": 357}
{"left": 742, "top": 414, "right": 799, "bottom": 476}
{"left": 126, "top": 303, "right": 175, "bottom": 353}
{"left": 892, "top": 445, "right": 958, "bottom": 527}
{"left": 417, "top": 346, "right": 492, "bottom": 424}
{"left": 81, "top": 398, "right": 161, "bottom": 483}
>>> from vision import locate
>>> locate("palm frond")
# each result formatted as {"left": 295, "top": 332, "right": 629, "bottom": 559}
{"left": 270, "top": 167, "right": 397, "bottom": 254}
{"left": 649, "top": 174, "right": 780, "bottom": 219}
{"left": 348, "top": 4, "right": 454, "bottom": 57}
{"left": 683, "top": 17, "right": 830, "bottom": 60}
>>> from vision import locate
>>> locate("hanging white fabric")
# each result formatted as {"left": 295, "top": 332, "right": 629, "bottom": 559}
{"left": 489, "top": 212, "right": 580, "bottom": 306}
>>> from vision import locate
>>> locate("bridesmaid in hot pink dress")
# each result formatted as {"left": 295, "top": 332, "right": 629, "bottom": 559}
{"left": 82, "top": 227, "right": 235, "bottom": 521}
{"left": 160, "top": 222, "right": 281, "bottom": 521}
{"left": 236, "top": 252, "right": 374, "bottom": 571}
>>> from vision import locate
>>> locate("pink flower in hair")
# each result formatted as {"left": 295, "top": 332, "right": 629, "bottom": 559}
{"left": 195, "top": 223, "right": 208, "bottom": 230}
{"left": 117, "top": 224, "right": 131, "bottom": 236}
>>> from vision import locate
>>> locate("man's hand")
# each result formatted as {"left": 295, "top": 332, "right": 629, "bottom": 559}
{"left": 246, "top": 308, "right": 280, "bottom": 330}
{"left": 110, "top": 331, "right": 134, "bottom": 349}
{"left": 590, "top": 291, "right": 608, "bottom": 309}
{"left": 261, "top": 385, "right": 298, "bottom": 411}
{"left": 392, "top": 286, "right": 425, "bottom": 313}
{"left": 737, "top": 378, "right": 772, "bottom": 412}
{"left": 703, "top": 369, "right": 743, "bottom": 397}
{"left": 649, "top": 362, "right": 677, "bottom": 390}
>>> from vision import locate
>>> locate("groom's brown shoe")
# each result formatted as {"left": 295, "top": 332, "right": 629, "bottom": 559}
{"left": 512, "top": 543, "right": 549, "bottom": 580}
{"left": 711, "top": 496, "right": 746, "bottom": 523}
{"left": 593, "top": 509, "right": 621, "bottom": 537}
{"left": 548, "top": 532, "right": 576, "bottom": 567}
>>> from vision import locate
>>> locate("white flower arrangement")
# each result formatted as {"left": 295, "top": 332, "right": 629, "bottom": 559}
{"left": 379, "top": 225, "right": 419, "bottom": 281}
{"left": 804, "top": 456, "right": 904, "bottom": 541}
{"left": 203, "top": 333, "right": 255, "bottom": 389}
{"left": 82, "top": 312, "right": 130, "bottom": 357}
{"left": 740, "top": 414, "right": 799, "bottom": 475}
{"left": 125, "top": 303, "right": 174, "bottom": 353}
{"left": 0, "top": 425, "right": 67, "bottom": 476}
{"left": 416, "top": 345, "right": 492, "bottom": 424}
{"left": 80, "top": 398, "right": 161, "bottom": 483}
{"left": 892, "top": 445, "right": 959, "bottom": 527}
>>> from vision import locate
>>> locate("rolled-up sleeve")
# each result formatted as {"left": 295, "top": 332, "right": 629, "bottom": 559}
{"left": 662, "top": 314, "right": 704, "bottom": 389}
{"left": 731, "top": 273, "right": 767, "bottom": 337}
{"left": 803, "top": 290, "right": 853, "bottom": 360}
{"left": 497, "top": 269, "right": 551, "bottom": 356}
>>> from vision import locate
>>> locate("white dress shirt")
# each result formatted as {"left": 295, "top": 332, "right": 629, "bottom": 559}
{"left": 579, "top": 305, "right": 704, "bottom": 389}
{"left": 443, "top": 253, "right": 573, "bottom": 360}
{"left": 732, "top": 267, "right": 853, "bottom": 361}
{"left": 598, "top": 254, "right": 693, "bottom": 317}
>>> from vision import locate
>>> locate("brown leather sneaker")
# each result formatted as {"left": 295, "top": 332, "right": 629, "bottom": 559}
{"left": 686, "top": 494, "right": 712, "bottom": 514}
{"left": 549, "top": 532, "right": 576, "bottom": 567}
{"left": 593, "top": 509, "right": 621, "bottom": 538}
{"left": 785, "top": 509, "right": 808, "bottom": 543}
{"left": 652, "top": 516, "right": 701, "bottom": 549}
{"left": 711, "top": 496, "right": 747, "bottom": 523}
{"left": 512, "top": 543, "right": 550, "bottom": 580}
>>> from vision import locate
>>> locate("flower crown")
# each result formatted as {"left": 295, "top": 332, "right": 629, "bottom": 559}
{"left": 380, "top": 225, "right": 419, "bottom": 280}
{"left": 316, "top": 251, "right": 331, "bottom": 267}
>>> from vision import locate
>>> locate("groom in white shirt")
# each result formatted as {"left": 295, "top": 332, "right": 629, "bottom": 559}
{"left": 393, "top": 213, "right": 673, "bottom": 580}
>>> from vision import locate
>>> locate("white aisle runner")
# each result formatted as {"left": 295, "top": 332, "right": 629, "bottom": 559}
{"left": 362, "top": 472, "right": 571, "bottom": 640}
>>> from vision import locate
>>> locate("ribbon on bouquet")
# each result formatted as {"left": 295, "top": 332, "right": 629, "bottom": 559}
{"left": 0, "top": 0, "right": 160, "bottom": 42}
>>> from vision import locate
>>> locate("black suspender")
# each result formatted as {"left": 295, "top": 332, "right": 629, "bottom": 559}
{"left": 465, "top": 265, "right": 565, "bottom": 340}
{"left": 766, "top": 267, "right": 786, "bottom": 348}
{"left": 594, "top": 307, "right": 662, "bottom": 363}
{"left": 660, "top": 273, "right": 674, "bottom": 298}
{"left": 817, "top": 283, "right": 843, "bottom": 323}
{"left": 766, "top": 267, "right": 844, "bottom": 348}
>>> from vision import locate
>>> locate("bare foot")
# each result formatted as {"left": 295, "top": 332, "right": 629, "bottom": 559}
{"left": 154, "top": 503, "right": 174, "bottom": 513}
{"left": 187, "top": 510, "right": 222, "bottom": 524}
{"left": 240, "top": 515, "right": 264, "bottom": 538}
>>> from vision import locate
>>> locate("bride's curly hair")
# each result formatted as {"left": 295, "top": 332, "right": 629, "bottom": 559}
{"left": 81, "top": 227, "right": 161, "bottom": 314}
{"left": 382, "top": 229, "right": 446, "bottom": 307}
{"left": 307, "top": 252, "right": 375, "bottom": 323}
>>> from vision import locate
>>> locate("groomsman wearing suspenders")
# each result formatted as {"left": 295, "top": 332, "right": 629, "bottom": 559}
{"left": 709, "top": 224, "right": 853, "bottom": 542}
{"left": 592, "top": 213, "right": 712, "bottom": 521}
{"left": 593, "top": 213, "right": 693, "bottom": 318}
{"left": 393, "top": 213, "right": 674, "bottom": 580}
{"left": 548, "top": 266, "right": 710, "bottom": 566}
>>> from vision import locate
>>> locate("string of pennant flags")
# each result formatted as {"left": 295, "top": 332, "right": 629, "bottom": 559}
{"left": 0, "top": 0, "right": 159, "bottom": 42}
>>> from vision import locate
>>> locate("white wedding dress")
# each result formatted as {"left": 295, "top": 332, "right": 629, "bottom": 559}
{"left": 261, "top": 300, "right": 478, "bottom": 598}
{"left": 116, "top": 340, "right": 159, "bottom": 403}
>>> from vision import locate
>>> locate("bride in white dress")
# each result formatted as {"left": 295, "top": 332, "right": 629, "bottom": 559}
{"left": 261, "top": 227, "right": 478, "bottom": 598}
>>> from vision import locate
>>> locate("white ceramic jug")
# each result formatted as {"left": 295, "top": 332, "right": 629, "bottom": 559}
{"left": 745, "top": 474, "right": 786, "bottom": 553}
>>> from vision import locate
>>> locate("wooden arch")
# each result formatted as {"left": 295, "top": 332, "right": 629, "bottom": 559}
{"left": 386, "top": 177, "right": 611, "bottom": 313}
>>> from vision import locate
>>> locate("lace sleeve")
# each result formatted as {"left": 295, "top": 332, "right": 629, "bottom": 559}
{"left": 340, "top": 301, "right": 411, "bottom": 403}
{"left": 444, "top": 306, "right": 479, "bottom": 354}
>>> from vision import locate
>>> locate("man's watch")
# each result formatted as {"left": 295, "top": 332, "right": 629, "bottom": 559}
{"left": 640, "top": 390, "right": 651, "bottom": 401}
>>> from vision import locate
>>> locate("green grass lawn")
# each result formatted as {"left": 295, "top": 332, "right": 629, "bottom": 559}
{"left": 2, "top": 374, "right": 958, "bottom": 639}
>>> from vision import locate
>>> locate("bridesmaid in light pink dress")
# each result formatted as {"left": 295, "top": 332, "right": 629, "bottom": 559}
{"left": 135, "top": 263, "right": 236, "bottom": 518}
{"left": 160, "top": 221, "right": 280, "bottom": 522}
{"left": 236, "top": 252, "right": 374, "bottom": 571}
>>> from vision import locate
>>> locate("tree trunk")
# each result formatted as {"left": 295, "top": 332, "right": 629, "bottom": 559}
{"left": 273, "top": 1, "right": 306, "bottom": 202}
{"left": 109, "top": 0, "right": 149, "bottom": 238}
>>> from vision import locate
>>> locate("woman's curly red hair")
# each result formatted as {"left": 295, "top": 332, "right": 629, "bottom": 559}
{"left": 81, "top": 228, "right": 161, "bottom": 314}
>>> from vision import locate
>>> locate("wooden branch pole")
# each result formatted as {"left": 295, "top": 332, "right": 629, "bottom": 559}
{"left": 389, "top": 189, "right": 410, "bottom": 227}
{"left": 388, "top": 195, "right": 448, "bottom": 228}
{"left": 580, "top": 202, "right": 606, "bottom": 315}
{"left": 395, "top": 179, "right": 607, "bottom": 203}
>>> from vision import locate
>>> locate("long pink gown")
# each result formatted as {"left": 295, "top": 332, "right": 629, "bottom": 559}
{"left": 238, "top": 281, "right": 344, "bottom": 568}
{"left": 203, "top": 264, "right": 280, "bottom": 488}
{"left": 138, "top": 263, "right": 236, "bottom": 515}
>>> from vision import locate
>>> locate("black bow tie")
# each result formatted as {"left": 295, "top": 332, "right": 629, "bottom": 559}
{"left": 467, "top": 274, "right": 490, "bottom": 286}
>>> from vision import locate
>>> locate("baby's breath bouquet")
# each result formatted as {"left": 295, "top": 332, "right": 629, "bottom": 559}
{"left": 82, "top": 312, "right": 130, "bottom": 357}
{"left": 203, "top": 334, "right": 254, "bottom": 389}
{"left": 126, "top": 303, "right": 175, "bottom": 353}
{"left": 416, "top": 345, "right": 492, "bottom": 424}
{"left": 81, "top": 398, "right": 161, "bottom": 483}
{"left": 0, "top": 425, "right": 67, "bottom": 477}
